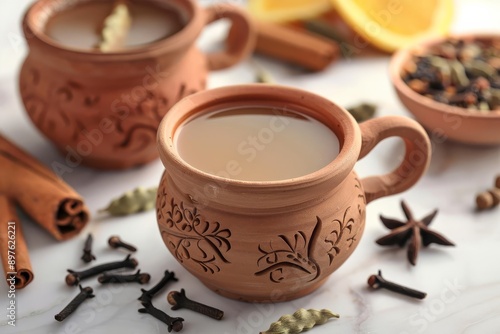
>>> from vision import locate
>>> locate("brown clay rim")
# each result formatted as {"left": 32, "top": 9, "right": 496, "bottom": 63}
{"left": 157, "top": 84, "right": 361, "bottom": 189}
{"left": 390, "top": 33, "right": 500, "bottom": 120}
{"left": 23, "top": 0, "right": 204, "bottom": 61}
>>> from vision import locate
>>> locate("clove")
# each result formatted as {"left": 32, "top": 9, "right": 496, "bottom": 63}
{"left": 98, "top": 269, "right": 150, "bottom": 284}
{"left": 138, "top": 302, "right": 184, "bottom": 332}
{"left": 139, "top": 270, "right": 178, "bottom": 303}
{"left": 368, "top": 270, "right": 427, "bottom": 299}
{"left": 168, "top": 288, "right": 224, "bottom": 320}
{"left": 80, "top": 233, "right": 96, "bottom": 263}
{"left": 108, "top": 235, "right": 137, "bottom": 252}
{"left": 54, "top": 285, "right": 95, "bottom": 322}
{"left": 66, "top": 254, "right": 138, "bottom": 286}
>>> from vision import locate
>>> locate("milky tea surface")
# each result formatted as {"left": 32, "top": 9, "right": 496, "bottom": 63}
{"left": 45, "top": 2, "right": 185, "bottom": 50}
{"left": 175, "top": 106, "right": 340, "bottom": 181}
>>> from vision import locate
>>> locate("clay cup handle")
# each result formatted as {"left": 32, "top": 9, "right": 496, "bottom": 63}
{"left": 203, "top": 4, "right": 256, "bottom": 71}
{"left": 358, "top": 116, "right": 431, "bottom": 204}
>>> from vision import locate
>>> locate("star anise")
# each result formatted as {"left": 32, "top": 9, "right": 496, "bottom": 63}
{"left": 376, "top": 201, "right": 455, "bottom": 266}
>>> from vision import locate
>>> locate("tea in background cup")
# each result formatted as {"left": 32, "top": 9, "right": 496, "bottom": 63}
{"left": 19, "top": 0, "right": 255, "bottom": 170}
{"left": 45, "top": 1, "right": 185, "bottom": 51}
{"left": 156, "top": 84, "right": 431, "bottom": 302}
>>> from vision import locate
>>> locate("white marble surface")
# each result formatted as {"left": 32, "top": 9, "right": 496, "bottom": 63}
{"left": 1, "top": 1, "right": 500, "bottom": 333}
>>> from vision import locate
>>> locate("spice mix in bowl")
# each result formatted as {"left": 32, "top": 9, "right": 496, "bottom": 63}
{"left": 390, "top": 34, "right": 500, "bottom": 145}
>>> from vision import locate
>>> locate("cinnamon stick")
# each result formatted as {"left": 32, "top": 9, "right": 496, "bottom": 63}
{"left": 254, "top": 20, "right": 340, "bottom": 71}
{"left": 0, "top": 196, "right": 34, "bottom": 289}
{"left": 0, "top": 135, "right": 89, "bottom": 240}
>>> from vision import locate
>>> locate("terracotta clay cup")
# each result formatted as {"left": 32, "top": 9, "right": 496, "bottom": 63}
{"left": 391, "top": 34, "right": 500, "bottom": 145}
{"left": 19, "top": 0, "right": 255, "bottom": 169}
{"left": 156, "top": 85, "right": 432, "bottom": 302}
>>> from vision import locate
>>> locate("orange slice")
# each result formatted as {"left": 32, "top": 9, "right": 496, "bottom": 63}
{"left": 248, "top": 0, "right": 332, "bottom": 23}
{"left": 331, "top": 0, "right": 454, "bottom": 52}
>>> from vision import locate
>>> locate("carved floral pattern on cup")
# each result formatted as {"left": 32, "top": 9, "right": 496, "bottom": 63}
{"left": 254, "top": 177, "right": 365, "bottom": 284}
{"left": 255, "top": 217, "right": 323, "bottom": 283}
{"left": 255, "top": 209, "right": 360, "bottom": 284}
{"left": 20, "top": 66, "right": 203, "bottom": 155}
{"left": 21, "top": 68, "right": 78, "bottom": 139}
{"left": 324, "top": 207, "right": 356, "bottom": 266}
{"left": 354, "top": 177, "right": 366, "bottom": 215}
{"left": 157, "top": 193, "right": 232, "bottom": 274}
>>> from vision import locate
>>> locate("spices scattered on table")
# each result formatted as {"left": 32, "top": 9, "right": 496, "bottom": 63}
{"left": 168, "top": 289, "right": 224, "bottom": 320}
{"left": 402, "top": 38, "right": 500, "bottom": 112}
{"left": 138, "top": 302, "right": 184, "bottom": 332}
{"left": 476, "top": 188, "right": 500, "bottom": 210}
{"left": 368, "top": 270, "right": 427, "bottom": 300}
{"left": 254, "top": 20, "right": 340, "bottom": 72}
{"left": 376, "top": 201, "right": 455, "bottom": 265}
{"left": 54, "top": 285, "right": 95, "bottom": 322}
{"left": 66, "top": 254, "right": 138, "bottom": 286}
{"left": 0, "top": 134, "right": 89, "bottom": 240}
{"left": 476, "top": 175, "right": 500, "bottom": 210}
{"left": 253, "top": 61, "right": 275, "bottom": 84}
{"left": 139, "top": 270, "right": 178, "bottom": 304}
{"left": 98, "top": 269, "right": 150, "bottom": 284}
{"left": 260, "top": 308, "right": 339, "bottom": 334}
{"left": 80, "top": 233, "right": 96, "bottom": 263}
{"left": 99, "top": 187, "right": 157, "bottom": 216}
{"left": 108, "top": 235, "right": 137, "bottom": 252}
{"left": 346, "top": 103, "right": 377, "bottom": 123}
{"left": 304, "top": 19, "right": 345, "bottom": 44}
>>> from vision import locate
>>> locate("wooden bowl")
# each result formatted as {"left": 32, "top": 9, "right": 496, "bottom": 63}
{"left": 390, "top": 34, "right": 500, "bottom": 145}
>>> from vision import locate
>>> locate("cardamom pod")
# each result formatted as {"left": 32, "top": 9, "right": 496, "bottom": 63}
{"left": 256, "top": 70, "right": 274, "bottom": 84}
{"left": 490, "top": 88, "right": 500, "bottom": 109}
{"left": 429, "top": 56, "right": 451, "bottom": 78}
{"left": 260, "top": 308, "right": 339, "bottom": 334}
{"left": 449, "top": 60, "right": 470, "bottom": 88}
{"left": 347, "top": 103, "right": 377, "bottom": 123}
{"left": 253, "top": 61, "right": 275, "bottom": 84}
{"left": 304, "top": 19, "right": 345, "bottom": 43}
{"left": 99, "top": 187, "right": 157, "bottom": 216}
{"left": 464, "top": 60, "right": 496, "bottom": 80}
{"left": 98, "top": 2, "right": 132, "bottom": 52}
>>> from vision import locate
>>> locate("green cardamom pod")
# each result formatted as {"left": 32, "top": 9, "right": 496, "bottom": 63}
{"left": 256, "top": 70, "right": 275, "bottom": 84}
{"left": 478, "top": 101, "right": 490, "bottom": 111}
{"left": 429, "top": 56, "right": 451, "bottom": 78}
{"left": 304, "top": 19, "right": 345, "bottom": 43}
{"left": 260, "top": 308, "right": 339, "bottom": 334}
{"left": 490, "top": 88, "right": 500, "bottom": 109}
{"left": 99, "top": 187, "right": 157, "bottom": 216}
{"left": 347, "top": 103, "right": 377, "bottom": 123}
{"left": 463, "top": 60, "right": 496, "bottom": 80}
{"left": 253, "top": 61, "right": 275, "bottom": 84}
{"left": 98, "top": 3, "right": 132, "bottom": 52}
{"left": 449, "top": 60, "right": 470, "bottom": 88}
